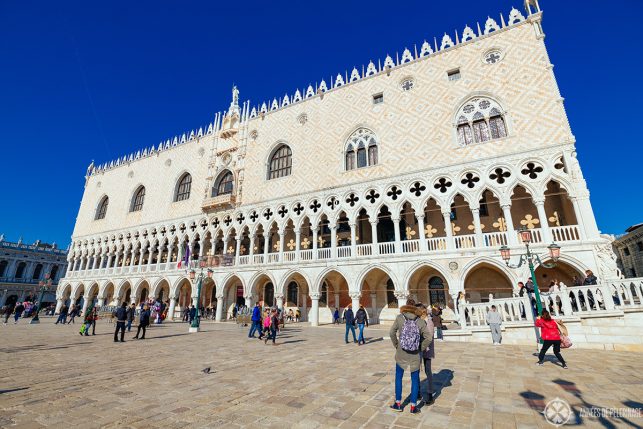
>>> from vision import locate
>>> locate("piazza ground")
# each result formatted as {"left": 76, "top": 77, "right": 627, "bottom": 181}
{"left": 1, "top": 319, "right": 642, "bottom": 429}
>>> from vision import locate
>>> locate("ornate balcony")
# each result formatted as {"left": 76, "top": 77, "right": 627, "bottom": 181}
{"left": 202, "top": 194, "right": 236, "bottom": 212}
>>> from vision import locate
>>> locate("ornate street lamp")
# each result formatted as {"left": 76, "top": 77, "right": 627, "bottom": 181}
{"left": 30, "top": 273, "right": 53, "bottom": 324}
{"left": 188, "top": 261, "right": 213, "bottom": 333}
{"left": 499, "top": 227, "right": 561, "bottom": 318}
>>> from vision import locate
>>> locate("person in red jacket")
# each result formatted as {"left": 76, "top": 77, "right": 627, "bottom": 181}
{"left": 535, "top": 310, "right": 568, "bottom": 368}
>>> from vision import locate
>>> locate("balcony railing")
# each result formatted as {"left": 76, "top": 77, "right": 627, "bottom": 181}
{"left": 63, "top": 224, "right": 586, "bottom": 279}
{"left": 201, "top": 194, "right": 236, "bottom": 211}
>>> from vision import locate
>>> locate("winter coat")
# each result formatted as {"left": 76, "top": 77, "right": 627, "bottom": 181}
{"left": 343, "top": 308, "right": 355, "bottom": 325}
{"left": 583, "top": 275, "right": 598, "bottom": 285}
{"left": 139, "top": 309, "right": 151, "bottom": 326}
{"left": 355, "top": 308, "right": 368, "bottom": 325}
{"left": 535, "top": 318, "right": 561, "bottom": 341}
{"left": 114, "top": 306, "right": 128, "bottom": 322}
{"left": 126, "top": 307, "right": 135, "bottom": 321}
{"left": 431, "top": 308, "right": 443, "bottom": 328}
{"left": 251, "top": 306, "right": 261, "bottom": 322}
{"left": 422, "top": 317, "right": 436, "bottom": 360}
{"left": 15, "top": 304, "right": 25, "bottom": 315}
{"left": 389, "top": 305, "right": 431, "bottom": 372}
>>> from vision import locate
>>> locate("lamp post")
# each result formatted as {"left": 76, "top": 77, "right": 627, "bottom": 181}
{"left": 30, "top": 273, "right": 53, "bottom": 324}
{"left": 499, "top": 227, "right": 561, "bottom": 318}
{"left": 188, "top": 261, "right": 213, "bottom": 333}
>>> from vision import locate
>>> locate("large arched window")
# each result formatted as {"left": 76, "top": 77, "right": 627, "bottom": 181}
{"left": 268, "top": 144, "right": 292, "bottom": 179}
{"left": 345, "top": 128, "right": 378, "bottom": 170}
{"left": 15, "top": 262, "right": 26, "bottom": 279}
{"left": 455, "top": 97, "right": 507, "bottom": 146}
{"left": 50, "top": 265, "right": 59, "bottom": 281}
{"left": 130, "top": 186, "right": 145, "bottom": 212}
{"left": 32, "top": 264, "right": 43, "bottom": 280}
{"left": 95, "top": 196, "right": 108, "bottom": 220}
{"left": 287, "top": 281, "right": 298, "bottom": 306}
{"left": 428, "top": 276, "right": 446, "bottom": 306}
{"left": 212, "top": 170, "right": 234, "bottom": 197}
{"left": 0, "top": 260, "right": 7, "bottom": 277}
{"left": 174, "top": 173, "right": 192, "bottom": 202}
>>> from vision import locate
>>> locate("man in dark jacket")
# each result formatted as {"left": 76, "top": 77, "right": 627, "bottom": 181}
{"left": 134, "top": 305, "right": 151, "bottom": 339}
{"left": 55, "top": 304, "right": 68, "bottom": 324}
{"left": 13, "top": 302, "right": 25, "bottom": 323}
{"left": 355, "top": 305, "right": 369, "bottom": 345}
{"left": 343, "top": 305, "right": 357, "bottom": 344}
{"left": 389, "top": 299, "right": 431, "bottom": 414}
{"left": 113, "top": 302, "right": 128, "bottom": 342}
{"left": 248, "top": 303, "right": 262, "bottom": 338}
{"left": 189, "top": 305, "right": 197, "bottom": 324}
{"left": 126, "top": 303, "right": 136, "bottom": 331}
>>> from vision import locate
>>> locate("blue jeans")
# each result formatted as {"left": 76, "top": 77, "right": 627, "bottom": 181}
{"left": 358, "top": 323, "right": 365, "bottom": 343}
{"left": 266, "top": 327, "right": 277, "bottom": 343}
{"left": 395, "top": 364, "right": 420, "bottom": 405}
{"left": 127, "top": 320, "right": 133, "bottom": 331}
{"left": 345, "top": 323, "right": 356, "bottom": 343}
{"left": 248, "top": 320, "right": 261, "bottom": 337}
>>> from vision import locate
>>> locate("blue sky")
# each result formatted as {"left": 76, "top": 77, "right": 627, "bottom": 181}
{"left": 1, "top": 1, "right": 641, "bottom": 246}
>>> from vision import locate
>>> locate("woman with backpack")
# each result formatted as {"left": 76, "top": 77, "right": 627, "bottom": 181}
{"left": 535, "top": 310, "right": 568, "bottom": 369}
{"left": 418, "top": 304, "right": 436, "bottom": 405}
{"left": 389, "top": 299, "right": 431, "bottom": 414}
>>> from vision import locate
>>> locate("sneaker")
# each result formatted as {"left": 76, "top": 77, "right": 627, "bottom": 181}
{"left": 536, "top": 361, "right": 543, "bottom": 366}
{"left": 409, "top": 405, "right": 420, "bottom": 414}
{"left": 424, "top": 394, "right": 435, "bottom": 405}
{"left": 562, "top": 365, "right": 568, "bottom": 369}
{"left": 390, "top": 402, "right": 403, "bottom": 412}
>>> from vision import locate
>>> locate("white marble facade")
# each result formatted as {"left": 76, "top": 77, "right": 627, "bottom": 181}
{"left": 56, "top": 3, "right": 621, "bottom": 325}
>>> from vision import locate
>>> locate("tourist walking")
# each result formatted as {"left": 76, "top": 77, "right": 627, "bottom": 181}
{"left": 343, "top": 304, "right": 357, "bottom": 344}
{"left": 113, "top": 303, "right": 128, "bottom": 342}
{"left": 431, "top": 305, "right": 443, "bottom": 340}
{"left": 355, "top": 305, "right": 369, "bottom": 345}
{"left": 67, "top": 305, "right": 78, "bottom": 324}
{"left": 134, "top": 305, "right": 151, "bottom": 339}
{"left": 333, "top": 308, "right": 340, "bottom": 324}
{"left": 486, "top": 305, "right": 502, "bottom": 345}
{"left": 260, "top": 309, "right": 270, "bottom": 340}
{"left": 189, "top": 305, "right": 196, "bottom": 324}
{"left": 13, "top": 302, "right": 25, "bottom": 323}
{"left": 389, "top": 299, "right": 431, "bottom": 414}
{"left": 88, "top": 307, "right": 98, "bottom": 335}
{"left": 55, "top": 304, "right": 68, "bottom": 325}
{"left": 418, "top": 304, "right": 436, "bottom": 405}
{"left": 264, "top": 309, "right": 279, "bottom": 345}
{"left": 248, "top": 303, "right": 262, "bottom": 338}
{"left": 535, "top": 310, "right": 568, "bottom": 368}
{"left": 126, "top": 303, "right": 136, "bottom": 332}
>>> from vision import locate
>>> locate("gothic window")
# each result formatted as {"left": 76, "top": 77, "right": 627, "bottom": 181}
{"left": 386, "top": 279, "right": 397, "bottom": 307}
{"left": 129, "top": 186, "right": 145, "bottom": 212}
{"left": 95, "top": 196, "right": 109, "bottom": 220}
{"left": 345, "top": 144, "right": 356, "bottom": 170}
{"left": 428, "top": 276, "right": 446, "bottom": 306}
{"left": 455, "top": 97, "right": 507, "bottom": 146}
{"left": 479, "top": 192, "right": 489, "bottom": 217}
{"left": 0, "top": 260, "right": 7, "bottom": 277}
{"left": 320, "top": 282, "right": 328, "bottom": 306}
{"left": 268, "top": 144, "right": 292, "bottom": 179}
{"left": 345, "top": 128, "right": 379, "bottom": 171}
{"left": 213, "top": 171, "right": 234, "bottom": 196}
{"left": 174, "top": 173, "right": 192, "bottom": 202}
{"left": 287, "top": 281, "right": 298, "bottom": 306}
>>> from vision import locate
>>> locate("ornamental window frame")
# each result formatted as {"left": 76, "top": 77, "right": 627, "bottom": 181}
{"left": 130, "top": 185, "right": 146, "bottom": 212}
{"left": 95, "top": 196, "right": 109, "bottom": 220}
{"left": 267, "top": 143, "right": 292, "bottom": 180}
{"left": 344, "top": 128, "right": 379, "bottom": 171}
{"left": 174, "top": 172, "right": 192, "bottom": 202}
{"left": 213, "top": 170, "right": 234, "bottom": 197}
{"left": 454, "top": 95, "right": 508, "bottom": 147}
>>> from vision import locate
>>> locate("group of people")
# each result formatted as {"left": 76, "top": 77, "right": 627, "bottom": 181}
{"left": 1, "top": 298, "right": 51, "bottom": 324}
{"left": 247, "top": 303, "right": 281, "bottom": 345}
{"left": 111, "top": 302, "right": 152, "bottom": 342}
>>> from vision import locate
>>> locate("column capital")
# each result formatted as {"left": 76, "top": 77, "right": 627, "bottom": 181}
{"left": 470, "top": 206, "right": 480, "bottom": 213}
{"left": 441, "top": 211, "right": 452, "bottom": 218}
{"left": 533, "top": 198, "right": 545, "bottom": 206}
{"left": 349, "top": 292, "right": 361, "bottom": 300}
{"left": 416, "top": 213, "right": 425, "bottom": 220}
{"left": 309, "top": 292, "right": 321, "bottom": 300}
{"left": 369, "top": 219, "right": 378, "bottom": 226}
{"left": 394, "top": 291, "right": 409, "bottom": 300}
{"left": 274, "top": 293, "right": 284, "bottom": 300}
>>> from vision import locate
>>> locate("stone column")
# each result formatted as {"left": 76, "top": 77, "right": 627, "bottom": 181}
{"left": 350, "top": 222, "right": 356, "bottom": 257}
{"left": 312, "top": 228, "right": 319, "bottom": 260}
{"left": 472, "top": 207, "right": 483, "bottom": 248}
{"left": 350, "top": 292, "right": 361, "bottom": 313}
{"left": 501, "top": 204, "right": 517, "bottom": 245}
{"left": 417, "top": 214, "right": 427, "bottom": 252}
{"left": 395, "top": 291, "right": 409, "bottom": 308}
{"left": 167, "top": 297, "right": 177, "bottom": 321}
{"left": 330, "top": 223, "right": 337, "bottom": 259}
{"left": 370, "top": 220, "right": 379, "bottom": 255}
{"left": 275, "top": 293, "right": 284, "bottom": 310}
{"left": 310, "top": 293, "right": 320, "bottom": 326}
{"left": 392, "top": 216, "right": 402, "bottom": 253}
{"left": 249, "top": 234, "right": 255, "bottom": 259}
{"left": 263, "top": 234, "right": 270, "bottom": 261}
{"left": 55, "top": 297, "right": 64, "bottom": 314}
{"left": 570, "top": 198, "right": 587, "bottom": 240}
{"left": 278, "top": 230, "right": 285, "bottom": 262}
{"left": 235, "top": 236, "right": 241, "bottom": 265}
{"left": 334, "top": 293, "right": 340, "bottom": 310}
{"left": 574, "top": 196, "right": 600, "bottom": 239}
{"left": 97, "top": 297, "right": 105, "bottom": 307}
{"left": 534, "top": 199, "right": 552, "bottom": 243}
{"left": 81, "top": 296, "right": 90, "bottom": 316}
{"left": 215, "top": 295, "right": 224, "bottom": 321}
{"left": 301, "top": 293, "right": 307, "bottom": 322}
{"left": 442, "top": 212, "right": 454, "bottom": 250}
{"left": 245, "top": 294, "right": 253, "bottom": 308}
{"left": 295, "top": 229, "right": 301, "bottom": 261}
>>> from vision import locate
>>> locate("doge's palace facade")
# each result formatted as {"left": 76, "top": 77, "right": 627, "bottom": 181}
{"left": 57, "top": 2, "right": 620, "bottom": 325}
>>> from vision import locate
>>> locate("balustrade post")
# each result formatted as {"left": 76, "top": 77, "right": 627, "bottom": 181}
{"left": 472, "top": 207, "right": 483, "bottom": 248}
{"left": 534, "top": 200, "right": 551, "bottom": 243}
{"left": 600, "top": 285, "right": 615, "bottom": 310}
{"left": 392, "top": 216, "right": 402, "bottom": 253}
{"left": 523, "top": 296, "right": 535, "bottom": 321}
{"left": 295, "top": 229, "right": 301, "bottom": 262}
{"left": 442, "top": 212, "right": 455, "bottom": 250}
{"left": 417, "top": 214, "right": 427, "bottom": 252}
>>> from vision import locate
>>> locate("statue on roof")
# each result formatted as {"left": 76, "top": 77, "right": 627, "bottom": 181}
{"left": 228, "top": 85, "right": 240, "bottom": 117}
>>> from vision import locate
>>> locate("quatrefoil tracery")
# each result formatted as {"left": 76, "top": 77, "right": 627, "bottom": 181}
{"left": 310, "top": 200, "right": 321, "bottom": 213}
{"left": 249, "top": 211, "right": 258, "bottom": 222}
{"left": 461, "top": 173, "right": 480, "bottom": 189}
{"left": 263, "top": 209, "right": 273, "bottom": 220}
{"left": 278, "top": 206, "right": 288, "bottom": 218}
{"left": 521, "top": 162, "right": 543, "bottom": 179}
{"left": 346, "top": 193, "right": 359, "bottom": 207}
{"left": 293, "top": 203, "right": 304, "bottom": 216}
{"left": 387, "top": 186, "right": 402, "bottom": 200}
{"left": 366, "top": 190, "right": 380, "bottom": 204}
{"left": 489, "top": 168, "right": 511, "bottom": 184}
{"left": 409, "top": 182, "right": 426, "bottom": 197}
{"left": 434, "top": 178, "right": 452, "bottom": 193}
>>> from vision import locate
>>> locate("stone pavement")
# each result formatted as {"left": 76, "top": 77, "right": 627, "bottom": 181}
{"left": 1, "top": 318, "right": 642, "bottom": 429}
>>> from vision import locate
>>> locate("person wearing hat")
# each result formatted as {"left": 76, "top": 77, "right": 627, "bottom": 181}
{"left": 343, "top": 304, "right": 357, "bottom": 344}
